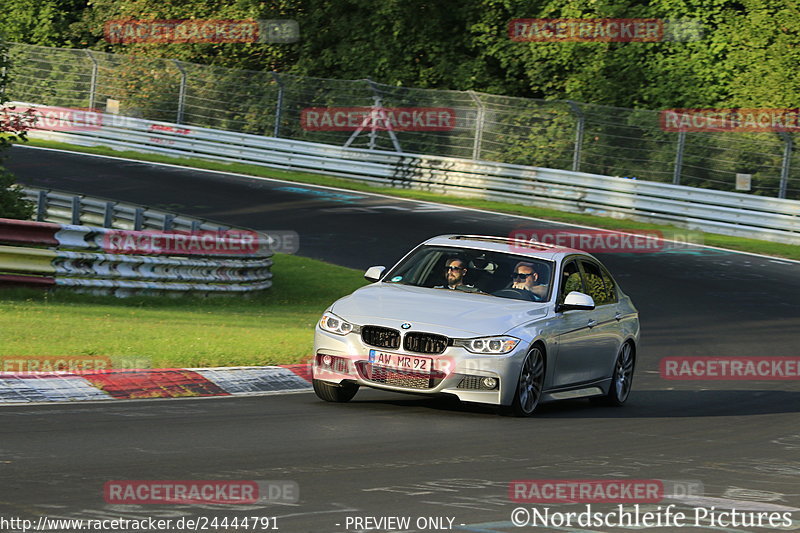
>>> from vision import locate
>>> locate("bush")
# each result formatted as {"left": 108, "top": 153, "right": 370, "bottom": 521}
{"left": 0, "top": 166, "right": 34, "bottom": 220}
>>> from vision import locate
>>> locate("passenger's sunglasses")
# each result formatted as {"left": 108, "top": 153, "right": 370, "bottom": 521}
{"left": 446, "top": 266, "right": 465, "bottom": 271}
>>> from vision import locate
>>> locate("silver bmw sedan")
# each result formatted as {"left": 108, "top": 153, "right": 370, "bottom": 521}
{"left": 313, "top": 234, "right": 639, "bottom": 416}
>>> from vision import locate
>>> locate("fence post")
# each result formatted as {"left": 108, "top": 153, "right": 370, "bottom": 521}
{"left": 36, "top": 190, "right": 47, "bottom": 222}
{"left": 271, "top": 72, "right": 285, "bottom": 138}
{"left": 174, "top": 60, "right": 187, "bottom": 124}
{"left": 71, "top": 196, "right": 81, "bottom": 225}
{"left": 673, "top": 131, "right": 686, "bottom": 185}
{"left": 468, "top": 91, "right": 484, "bottom": 161}
{"left": 779, "top": 132, "right": 792, "bottom": 199}
{"left": 85, "top": 50, "right": 98, "bottom": 110}
{"left": 163, "top": 214, "right": 175, "bottom": 231}
{"left": 567, "top": 101, "right": 584, "bottom": 172}
{"left": 103, "top": 202, "right": 115, "bottom": 228}
{"left": 133, "top": 208, "right": 145, "bottom": 230}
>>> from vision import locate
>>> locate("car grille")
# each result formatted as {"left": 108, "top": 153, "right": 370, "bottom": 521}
{"left": 403, "top": 332, "right": 449, "bottom": 354}
{"left": 361, "top": 326, "right": 401, "bottom": 349}
{"left": 456, "top": 375, "right": 499, "bottom": 390}
{"left": 355, "top": 362, "right": 444, "bottom": 390}
{"left": 457, "top": 376, "right": 483, "bottom": 389}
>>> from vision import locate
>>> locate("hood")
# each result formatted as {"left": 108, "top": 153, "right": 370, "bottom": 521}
{"left": 330, "top": 283, "right": 548, "bottom": 337}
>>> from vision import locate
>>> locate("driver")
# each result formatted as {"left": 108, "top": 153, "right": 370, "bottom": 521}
{"left": 436, "top": 257, "right": 479, "bottom": 292}
{"left": 512, "top": 261, "right": 548, "bottom": 300}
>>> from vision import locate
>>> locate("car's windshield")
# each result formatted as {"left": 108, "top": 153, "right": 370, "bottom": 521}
{"left": 383, "top": 246, "right": 554, "bottom": 302}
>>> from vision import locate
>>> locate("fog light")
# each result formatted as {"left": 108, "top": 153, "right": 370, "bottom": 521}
{"left": 321, "top": 355, "right": 333, "bottom": 367}
{"left": 481, "top": 377, "right": 498, "bottom": 389}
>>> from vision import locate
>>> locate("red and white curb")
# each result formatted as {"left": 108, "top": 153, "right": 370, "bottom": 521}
{"left": 0, "top": 365, "right": 312, "bottom": 403}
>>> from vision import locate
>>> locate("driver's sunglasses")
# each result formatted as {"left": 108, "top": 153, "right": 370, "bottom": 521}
{"left": 512, "top": 272, "right": 533, "bottom": 279}
{"left": 446, "top": 265, "right": 465, "bottom": 271}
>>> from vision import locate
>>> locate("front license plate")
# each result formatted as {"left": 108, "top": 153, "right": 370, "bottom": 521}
{"left": 368, "top": 350, "right": 432, "bottom": 372}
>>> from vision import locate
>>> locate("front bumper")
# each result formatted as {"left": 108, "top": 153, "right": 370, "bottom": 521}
{"left": 313, "top": 326, "right": 527, "bottom": 406}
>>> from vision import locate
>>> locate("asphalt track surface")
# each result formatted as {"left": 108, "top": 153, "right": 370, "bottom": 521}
{"left": 2, "top": 145, "right": 800, "bottom": 533}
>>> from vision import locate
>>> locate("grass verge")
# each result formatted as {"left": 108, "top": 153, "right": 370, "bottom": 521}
{"left": 17, "top": 138, "right": 800, "bottom": 261}
{"left": 0, "top": 254, "right": 368, "bottom": 367}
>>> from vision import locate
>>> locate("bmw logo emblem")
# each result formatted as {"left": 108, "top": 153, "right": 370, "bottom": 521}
{"left": 401, "top": 322, "right": 412, "bottom": 330}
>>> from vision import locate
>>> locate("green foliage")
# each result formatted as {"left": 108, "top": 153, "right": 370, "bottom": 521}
{"left": 1, "top": 0, "right": 799, "bottom": 196}
{"left": 62, "top": 0, "right": 300, "bottom": 70}
{"left": 0, "top": 40, "right": 35, "bottom": 220}
{"left": 1, "top": 0, "right": 799, "bottom": 108}
{"left": 0, "top": 167, "right": 34, "bottom": 219}
{"left": 0, "top": 0, "right": 90, "bottom": 47}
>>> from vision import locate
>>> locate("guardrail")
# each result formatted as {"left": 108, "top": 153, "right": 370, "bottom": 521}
{"left": 20, "top": 186, "right": 229, "bottom": 232}
{"left": 0, "top": 217, "right": 273, "bottom": 297}
{"left": 13, "top": 103, "right": 800, "bottom": 245}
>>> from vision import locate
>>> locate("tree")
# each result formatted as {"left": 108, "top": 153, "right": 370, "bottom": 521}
{"left": 0, "top": 38, "right": 35, "bottom": 220}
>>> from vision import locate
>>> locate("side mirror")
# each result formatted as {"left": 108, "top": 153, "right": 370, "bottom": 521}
{"left": 364, "top": 265, "right": 386, "bottom": 282}
{"left": 558, "top": 291, "right": 596, "bottom": 312}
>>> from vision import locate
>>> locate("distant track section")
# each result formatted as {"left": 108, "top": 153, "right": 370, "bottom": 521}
{"left": 12, "top": 101, "right": 800, "bottom": 245}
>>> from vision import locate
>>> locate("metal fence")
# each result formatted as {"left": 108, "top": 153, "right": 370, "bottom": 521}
{"left": 6, "top": 42, "right": 798, "bottom": 199}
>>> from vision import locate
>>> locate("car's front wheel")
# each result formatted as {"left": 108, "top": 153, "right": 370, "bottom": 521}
{"left": 504, "top": 346, "right": 545, "bottom": 417}
{"left": 312, "top": 379, "right": 359, "bottom": 402}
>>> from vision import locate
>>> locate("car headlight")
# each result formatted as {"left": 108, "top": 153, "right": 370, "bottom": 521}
{"left": 319, "top": 312, "right": 355, "bottom": 336}
{"left": 456, "top": 336, "right": 520, "bottom": 354}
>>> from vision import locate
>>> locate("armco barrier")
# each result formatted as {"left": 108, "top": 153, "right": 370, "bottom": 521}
{"left": 19, "top": 187, "right": 230, "bottom": 232}
{"left": 0, "top": 218, "right": 273, "bottom": 296}
{"left": 11, "top": 102, "right": 800, "bottom": 245}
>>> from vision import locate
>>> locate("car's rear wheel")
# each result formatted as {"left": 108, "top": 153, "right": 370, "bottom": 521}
{"left": 601, "top": 341, "right": 635, "bottom": 406}
{"left": 313, "top": 379, "right": 359, "bottom": 402}
{"left": 504, "top": 346, "right": 545, "bottom": 417}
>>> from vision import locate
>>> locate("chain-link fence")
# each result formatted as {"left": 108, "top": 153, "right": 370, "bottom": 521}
{"left": 7, "top": 42, "right": 799, "bottom": 199}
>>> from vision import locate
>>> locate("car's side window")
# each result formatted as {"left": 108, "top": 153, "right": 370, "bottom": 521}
{"left": 559, "top": 259, "right": 583, "bottom": 303}
{"left": 599, "top": 266, "right": 618, "bottom": 304}
{"left": 579, "top": 260, "right": 615, "bottom": 306}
